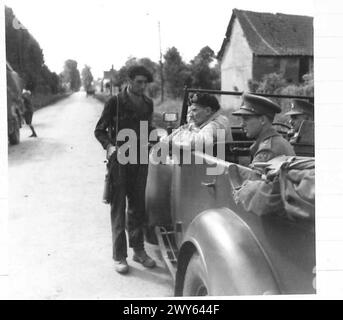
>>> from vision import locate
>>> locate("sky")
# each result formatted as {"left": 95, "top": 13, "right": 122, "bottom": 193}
{"left": 4, "top": 0, "right": 317, "bottom": 79}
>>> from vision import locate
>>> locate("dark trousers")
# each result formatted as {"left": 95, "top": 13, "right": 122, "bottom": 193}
{"left": 110, "top": 163, "right": 148, "bottom": 260}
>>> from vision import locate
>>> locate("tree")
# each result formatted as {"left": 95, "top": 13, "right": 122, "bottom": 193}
{"left": 61, "top": 59, "right": 81, "bottom": 91}
{"left": 115, "top": 57, "right": 161, "bottom": 98}
{"left": 137, "top": 57, "right": 160, "bottom": 98}
{"left": 210, "top": 62, "right": 221, "bottom": 90}
{"left": 248, "top": 72, "right": 314, "bottom": 121}
{"left": 251, "top": 72, "right": 287, "bottom": 94}
{"left": 163, "top": 47, "right": 190, "bottom": 98}
{"left": 117, "top": 56, "right": 138, "bottom": 87}
{"left": 81, "top": 65, "right": 94, "bottom": 90}
{"left": 189, "top": 46, "right": 220, "bottom": 89}
{"left": 5, "top": 6, "right": 62, "bottom": 94}
{"left": 35, "top": 64, "right": 60, "bottom": 94}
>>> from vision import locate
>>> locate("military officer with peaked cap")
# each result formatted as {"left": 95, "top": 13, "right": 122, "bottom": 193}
{"left": 285, "top": 99, "right": 314, "bottom": 140}
{"left": 232, "top": 93, "right": 295, "bottom": 164}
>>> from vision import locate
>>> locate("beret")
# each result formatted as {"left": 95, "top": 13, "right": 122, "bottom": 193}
{"left": 189, "top": 93, "right": 220, "bottom": 112}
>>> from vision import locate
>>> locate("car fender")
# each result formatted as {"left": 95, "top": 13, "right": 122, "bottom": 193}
{"left": 175, "top": 208, "right": 281, "bottom": 296}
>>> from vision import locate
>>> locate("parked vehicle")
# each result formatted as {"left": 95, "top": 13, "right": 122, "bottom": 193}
{"left": 7, "top": 62, "right": 24, "bottom": 145}
{"left": 146, "top": 88, "right": 315, "bottom": 296}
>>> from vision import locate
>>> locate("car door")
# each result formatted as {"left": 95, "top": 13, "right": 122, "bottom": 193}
{"left": 172, "top": 149, "right": 315, "bottom": 294}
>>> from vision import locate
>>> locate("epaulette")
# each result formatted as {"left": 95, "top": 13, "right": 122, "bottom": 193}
{"left": 259, "top": 137, "right": 272, "bottom": 150}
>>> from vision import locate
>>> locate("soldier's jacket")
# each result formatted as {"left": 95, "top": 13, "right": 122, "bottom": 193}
{"left": 232, "top": 155, "right": 315, "bottom": 219}
{"left": 94, "top": 87, "right": 154, "bottom": 150}
{"left": 250, "top": 127, "right": 295, "bottom": 164}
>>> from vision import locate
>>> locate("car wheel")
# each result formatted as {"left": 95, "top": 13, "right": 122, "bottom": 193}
{"left": 8, "top": 123, "right": 20, "bottom": 145}
{"left": 182, "top": 252, "right": 209, "bottom": 296}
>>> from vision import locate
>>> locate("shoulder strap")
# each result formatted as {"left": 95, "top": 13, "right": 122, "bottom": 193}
{"left": 114, "top": 95, "right": 119, "bottom": 149}
{"left": 107, "top": 94, "right": 120, "bottom": 147}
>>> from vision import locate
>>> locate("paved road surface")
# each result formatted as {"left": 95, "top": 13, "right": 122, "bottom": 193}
{"left": 8, "top": 92, "right": 173, "bottom": 299}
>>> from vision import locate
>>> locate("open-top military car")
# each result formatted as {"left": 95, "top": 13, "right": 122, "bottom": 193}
{"left": 146, "top": 88, "right": 315, "bottom": 296}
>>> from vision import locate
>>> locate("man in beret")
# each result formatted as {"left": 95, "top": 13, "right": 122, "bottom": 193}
{"left": 232, "top": 93, "right": 295, "bottom": 164}
{"left": 285, "top": 99, "right": 314, "bottom": 144}
{"left": 164, "top": 93, "right": 232, "bottom": 149}
{"left": 94, "top": 65, "right": 156, "bottom": 274}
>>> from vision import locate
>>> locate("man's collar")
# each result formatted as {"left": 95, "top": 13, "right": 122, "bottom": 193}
{"left": 127, "top": 86, "right": 143, "bottom": 97}
{"left": 198, "top": 111, "right": 220, "bottom": 129}
{"left": 257, "top": 126, "right": 280, "bottom": 142}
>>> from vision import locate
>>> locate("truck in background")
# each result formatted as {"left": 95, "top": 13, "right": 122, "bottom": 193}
{"left": 6, "top": 62, "right": 24, "bottom": 145}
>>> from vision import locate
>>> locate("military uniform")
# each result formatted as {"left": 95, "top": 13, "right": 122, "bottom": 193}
{"left": 94, "top": 86, "right": 154, "bottom": 262}
{"left": 285, "top": 99, "right": 314, "bottom": 144}
{"left": 231, "top": 94, "right": 296, "bottom": 217}
{"left": 250, "top": 127, "right": 295, "bottom": 163}
{"left": 233, "top": 93, "right": 295, "bottom": 163}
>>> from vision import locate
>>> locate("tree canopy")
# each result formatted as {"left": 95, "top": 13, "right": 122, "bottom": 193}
{"left": 5, "top": 6, "right": 61, "bottom": 94}
{"left": 189, "top": 46, "right": 220, "bottom": 90}
{"left": 101, "top": 46, "right": 221, "bottom": 99}
{"left": 163, "top": 47, "right": 190, "bottom": 98}
{"left": 61, "top": 59, "right": 81, "bottom": 91}
{"left": 81, "top": 65, "right": 94, "bottom": 90}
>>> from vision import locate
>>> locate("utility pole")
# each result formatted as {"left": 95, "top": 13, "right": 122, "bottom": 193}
{"left": 110, "top": 64, "right": 114, "bottom": 96}
{"left": 158, "top": 21, "right": 164, "bottom": 103}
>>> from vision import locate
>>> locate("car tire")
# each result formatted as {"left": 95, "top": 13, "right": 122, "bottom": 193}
{"left": 182, "top": 252, "right": 209, "bottom": 296}
{"left": 8, "top": 122, "right": 20, "bottom": 145}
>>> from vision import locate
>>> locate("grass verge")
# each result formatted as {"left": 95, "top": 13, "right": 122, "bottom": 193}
{"left": 32, "top": 92, "right": 73, "bottom": 111}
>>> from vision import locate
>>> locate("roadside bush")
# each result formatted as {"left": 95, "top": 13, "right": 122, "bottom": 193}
{"left": 32, "top": 92, "right": 72, "bottom": 110}
{"left": 248, "top": 72, "right": 314, "bottom": 123}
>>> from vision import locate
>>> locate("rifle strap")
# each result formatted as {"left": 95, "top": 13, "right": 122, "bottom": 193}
{"left": 114, "top": 94, "right": 119, "bottom": 150}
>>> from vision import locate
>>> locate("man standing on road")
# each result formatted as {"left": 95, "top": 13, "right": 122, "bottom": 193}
{"left": 94, "top": 65, "right": 156, "bottom": 274}
{"left": 22, "top": 89, "right": 38, "bottom": 138}
{"left": 232, "top": 93, "right": 295, "bottom": 164}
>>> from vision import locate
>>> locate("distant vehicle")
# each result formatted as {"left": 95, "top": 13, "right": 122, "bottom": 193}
{"left": 146, "top": 88, "right": 315, "bottom": 296}
{"left": 7, "top": 62, "right": 24, "bottom": 145}
{"left": 86, "top": 85, "right": 96, "bottom": 97}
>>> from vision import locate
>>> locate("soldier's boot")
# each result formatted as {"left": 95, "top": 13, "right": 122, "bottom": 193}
{"left": 133, "top": 249, "right": 156, "bottom": 268}
{"left": 114, "top": 258, "right": 129, "bottom": 274}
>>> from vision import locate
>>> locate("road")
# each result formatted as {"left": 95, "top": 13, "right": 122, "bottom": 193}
{"left": 8, "top": 92, "right": 173, "bottom": 299}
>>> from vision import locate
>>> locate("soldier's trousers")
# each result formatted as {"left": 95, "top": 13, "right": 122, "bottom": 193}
{"left": 110, "top": 163, "right": 148, "bottom": 261}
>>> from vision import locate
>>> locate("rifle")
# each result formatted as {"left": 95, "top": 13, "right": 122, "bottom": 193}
{"left": 102, "top": 95, "right": 120, "bottom": 204}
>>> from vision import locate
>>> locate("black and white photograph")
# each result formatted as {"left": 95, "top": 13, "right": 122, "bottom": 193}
{"left": 1, "top": 0, "right": 343, "bottom": 300}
